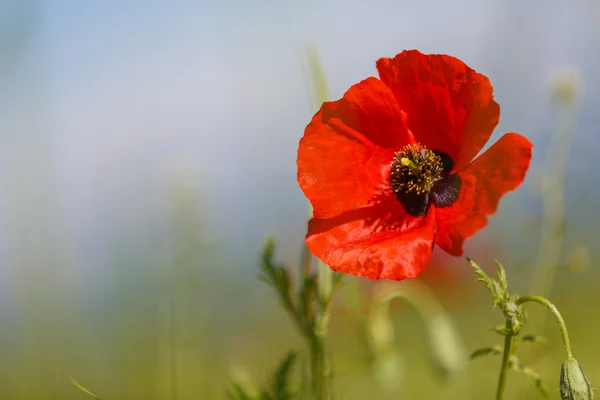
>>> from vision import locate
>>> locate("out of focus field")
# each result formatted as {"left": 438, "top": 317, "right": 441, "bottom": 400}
{"left": 1, "top": 1, "right": 600, "bottom": 399}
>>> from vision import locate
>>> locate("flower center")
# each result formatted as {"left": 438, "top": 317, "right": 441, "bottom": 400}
{"left": 390, "top": 144, "right": 443, "bottom": 195}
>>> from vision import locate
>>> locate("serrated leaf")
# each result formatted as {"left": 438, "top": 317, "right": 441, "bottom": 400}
{"left": 467, "top": 258, "right": 498, "bottom": 298}
{"left": 492, "top": 280, "right": 504, "bottom": 302}
{"left": 470, "top": 346, "right": 502, "bottom": 360}
{"left": 494, "top": 260, "right": 508, "bottom": 294}
{"left": 69, "top": 377, "right": 101, "bottom": 399}
{"left": 258, "top": 238, "right": 297, "bottom": 317}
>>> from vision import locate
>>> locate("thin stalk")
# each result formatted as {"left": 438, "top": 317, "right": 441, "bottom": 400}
{"left": 516, "top": 295, "right": 573, "bottom": 358}
{"left": 309, "top": 335, "right": 327, "bottom": 400}
{"left": 312, "top": 252, "right": 333, "bottom": 400}
{"left": 303, "top": 44, "right": 334, "bottom": 400}
{"left": 496, "top": 321, "right": 514, "bottom": 400}
{"left": 169, "top": 285, "right": 178, "bottom": 400}
{"left": 530, "top": 100, "right": 576, "bottom": 306}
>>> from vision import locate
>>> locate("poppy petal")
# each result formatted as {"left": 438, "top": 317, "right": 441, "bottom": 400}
{"left": 297, "top": 77, "right": 414, "bottom": 219}
{"left": 305, "top": 197, "right": 435, "bottom": 280}
{"left": 434, "top": 133, "right": 533, "bottom": 256}
{"left": 376, "top": 50, "right": 500, "bottom": 170}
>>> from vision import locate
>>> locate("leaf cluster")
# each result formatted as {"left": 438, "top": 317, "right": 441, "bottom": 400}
{"left": 468, "top": 259, "right": 549, "bottom": 398}
{"left": 229, "top": 352, "right": 298, "bottom": 400}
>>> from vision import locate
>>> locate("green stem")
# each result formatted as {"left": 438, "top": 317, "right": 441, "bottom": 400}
{"left": 303, "top": 45, "right": 333, "bottom": 400}
{"left": 496, "top": 321, "right": 514, "bottom": 400}
{"left": 309, "top": 334, "right": 327, "bottom": 400}
{"left": 516, "top": 295, "right": 573, "bottom": 357}
{"left": 313, "top": 262, "right": 333, "bottom": 400}
{"left": 316, "top": 262, "right": 333, "bottom": 335}
{"left": 307, "top": 200, "right": 334, "bottom": 400}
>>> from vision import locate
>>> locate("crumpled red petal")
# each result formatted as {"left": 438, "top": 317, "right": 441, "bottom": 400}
{"left": 305, "top": 197, "right": 436, "bottom": 280}
{"left": 376, "top": 50, "right": 500, "bottom": 170}
{"left": 434, "top": 133, "right": 533, "bottom": 256}
{"left": 297, "top": 77, "right": 414, "bottom": 219}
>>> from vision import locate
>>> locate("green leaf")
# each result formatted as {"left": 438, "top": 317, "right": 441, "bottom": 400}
{"left": 489, "top": 325, "right": 512, "bottom": 336}
{"left": 262, "top": 237, "right": 276, "bottom": 264}
{"left": 520, "top": 335, "right": 549, "bottom": 346}
{"left": 467, "top": 258, "right": 498, "bottom": 299}
{"left": 267, "top": 352, "right": 297, "bottom": 400}
{"left": 228, "top": 383, "right": 258, "bottom": 400}
{"left": 69, "top": 377, "right": 101, "bottom": 399}
{"left": 258, "top": 238, "right": 296, "bottom": 315}
{"left": 298, "top": 274, "right": 316, "bottom": 323}
{"left": 494, "top": 260, "right": 508, "bottom": 294}
{"left": 492, "top": 280, "right": 505, "bottom": 304}
{"left": 470, "top": 346, "right": 503, "bottom": 360}
{"left": 510, "top": 360, "right": 549, "bottom": 398}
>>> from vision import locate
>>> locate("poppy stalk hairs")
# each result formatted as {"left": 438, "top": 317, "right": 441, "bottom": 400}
{"left": 297, "top": 49, "right": 533, "bottom": 281}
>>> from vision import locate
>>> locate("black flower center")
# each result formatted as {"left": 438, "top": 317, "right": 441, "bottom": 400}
{"left": 389, "top": 143, "right": 461, "bottom": 216}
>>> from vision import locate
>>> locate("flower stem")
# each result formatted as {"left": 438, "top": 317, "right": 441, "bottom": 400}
{"left": 309, "top": 334, "right": 327, "bottom": 400}
{"left": 496, "top": 321, "right": 514, "bottom": 400}
{"left": 303, "top": 45, "right": 334, "bottom": 400}
{"left": 312, "top": 261, "right": 333, "bottom": 400}
{"left": 515, "top": 295, "right": 573, "bottom": 358}
{"left": 316, "top": 261, "right": 333, "bottom": 335}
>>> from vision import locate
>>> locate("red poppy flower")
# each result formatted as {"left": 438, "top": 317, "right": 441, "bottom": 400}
{"left": 297, "top": 50, "right": 532, "bottom": 281}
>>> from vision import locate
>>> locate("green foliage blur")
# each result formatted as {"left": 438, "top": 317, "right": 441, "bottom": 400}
{"left": 1, "top": 2, "right": 599, "bottom": 400}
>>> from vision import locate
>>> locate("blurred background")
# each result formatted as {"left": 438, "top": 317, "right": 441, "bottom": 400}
{"left": 1, "top": 0, "right": 599, "bottom": 398}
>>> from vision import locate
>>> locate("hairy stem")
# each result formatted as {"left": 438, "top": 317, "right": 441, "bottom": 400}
{"left": 516, "top": 295, "right": 573, "bottom": 358}
{"left": 309, "top": 334, "right": 327, "bottom": 400}
{"left": 313, "top": 261, "right": 333, "bottom": 400}
{"left": 496, "top": 320, "right": 514, "bottom": 400}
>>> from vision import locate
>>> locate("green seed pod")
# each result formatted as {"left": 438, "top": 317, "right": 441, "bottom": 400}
{"left": 560, "top": 357, "right": 593, "bottom": 400}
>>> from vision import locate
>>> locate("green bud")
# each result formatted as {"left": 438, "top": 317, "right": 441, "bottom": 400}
{"left": 502, "top": 301, "right": 523, "bottom": 335}
{"left": 560, "top": 357, "right": 593, "bottom": 400}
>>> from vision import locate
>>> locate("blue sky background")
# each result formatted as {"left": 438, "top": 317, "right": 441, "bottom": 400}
{"left": 1, "top": 0, "right": 599, "bottom": 291}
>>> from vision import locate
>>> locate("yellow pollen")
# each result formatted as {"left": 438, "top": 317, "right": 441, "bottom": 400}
{"left": 390, "top": 144, "right": 443, "bottom": 195}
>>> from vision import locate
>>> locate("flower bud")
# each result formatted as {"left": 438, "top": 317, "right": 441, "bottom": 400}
{"left": 502, "top": 301, "right": 522, "bottom": 335}
{"left": 560, "top": 357, "right": 593, "bottom": 400}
